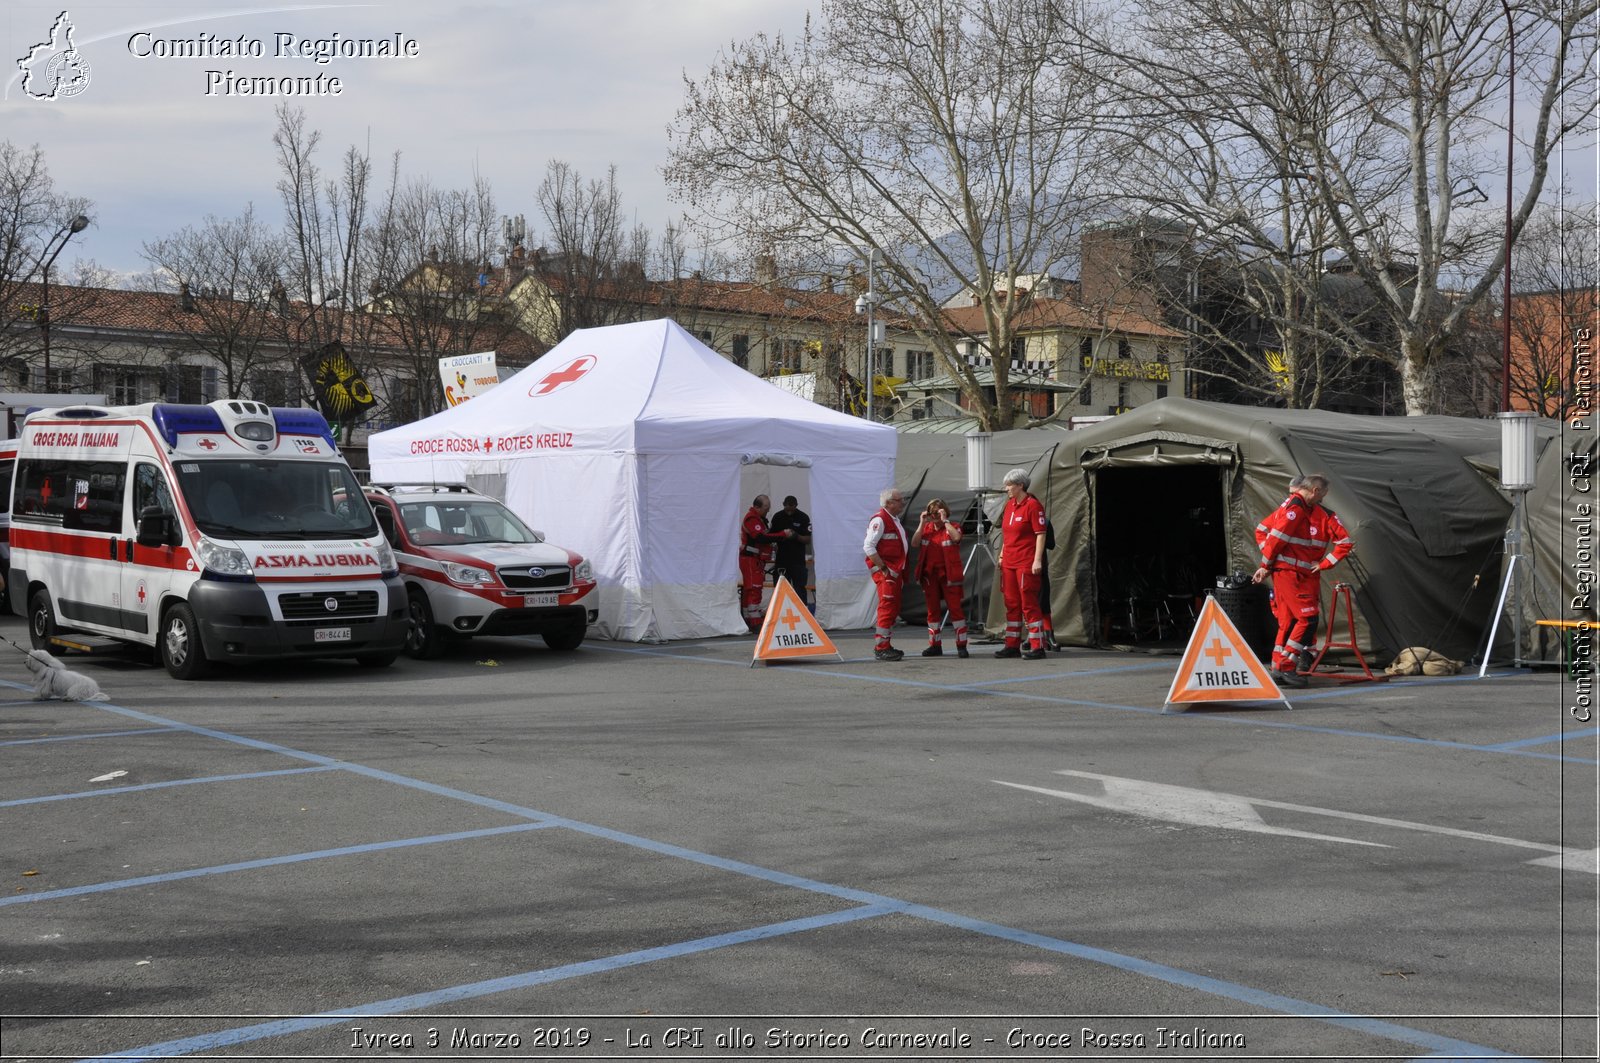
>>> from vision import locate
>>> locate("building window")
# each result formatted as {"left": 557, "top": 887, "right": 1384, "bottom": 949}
{"left": 1118, "top": 381, "right": 1130, "bottom": 407}
{"left": 1079, "top": 336, "right": 1093, "bottom": 364}
{"left": 248, "top": 366, "right": 302, "bottom": 408}
{"left": 772, "top": 339, "right": 804, "bottom": 373}
{"left": 167, "top": 364, "right": 211, "bottom": 403}
{"left": 695, "top": 329, "right": 714, "bottom": 347}
{"left": 33, "top": 367, "right": 76, "bottom": 392}
{"left": 871, "top": 347, "right": 894, "bottom": 378}
{"left": 1117, "top": 338, "right": 1131, "bottom": 359}
{"left": 94, "top": 364, "right": 151, "bottom": 405}
{"left": 1157, "top": 384, "right": 1168, "bottom": 399}
{"left": 906, "top": 350, "right": 935, "bottom": 380}
{"left": 1079, "top": 380, "right": 1093, "bottom": 406}
{"left": 1156, "top": 343, "right": 1171, "bottom": 364}
{"left": 731, "top": 334, "right": 750, "bottom": 370}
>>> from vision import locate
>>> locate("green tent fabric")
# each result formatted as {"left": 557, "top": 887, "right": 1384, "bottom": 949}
{"left": 1006, "top": 399, "right": 1564, "bottom": 662}
{"left": 1524, "top": 427, "right": 1597, "bottom": 659}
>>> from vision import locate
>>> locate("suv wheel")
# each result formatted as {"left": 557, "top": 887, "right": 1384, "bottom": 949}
{"left": 542, "top": 623, "right": 585, "bottom": 652}
{"left": 404, "top": 588, "right": 445, "bottom": 659}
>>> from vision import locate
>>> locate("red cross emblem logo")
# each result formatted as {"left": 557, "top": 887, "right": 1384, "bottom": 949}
{"left": 529, "top": 355, "right": 596, "bottom": 397}
{"left": 197, "top": 438, "right": 218, "bottom": 451}
{"left": 136, "top": 582, "right": 147, "bottom": 605}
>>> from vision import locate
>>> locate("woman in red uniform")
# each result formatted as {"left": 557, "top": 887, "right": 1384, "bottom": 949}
{"left": 914, "top": 497, "right": 968, "bottom": 657}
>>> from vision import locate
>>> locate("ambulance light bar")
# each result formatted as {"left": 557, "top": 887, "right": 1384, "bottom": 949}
{"left": 271, "top": 408, "right": 338, "bottom": 449}
{"left": 151, "top": 404, "right": 226, "bottom": 446}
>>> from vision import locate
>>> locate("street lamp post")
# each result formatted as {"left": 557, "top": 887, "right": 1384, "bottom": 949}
{"left": 854, "top": 250, "right": 881, "bottom": 421}
{"left": 39, "top": 213, "right": 90, "bottom": 383}
{"left": 1500, "top": 0, "right": 1515, "bottom": 413}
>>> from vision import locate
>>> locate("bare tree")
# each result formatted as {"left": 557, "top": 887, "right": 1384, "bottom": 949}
{"left": 140, "top": 205, "right": 286, "bottom": 398}
{"left": 269, "top": 104, "right": 389, "bottom": 424}
{"left": 667, "top": 0, "right": 1116, "bottom": 429}
{"left": 530, "top": 160, "right": 656, "bottom": 339}
{"left": 1506, "top": 201, "right": 1598, "bottom": 418}
{"left": 1108, "top": 0, "right": 1595, "bottom": 414}
{"left": 0, "top": 141, "right": 95, "bottom": 381}
{"left": 364, "top": 168, "right": 524, "bottom": 421}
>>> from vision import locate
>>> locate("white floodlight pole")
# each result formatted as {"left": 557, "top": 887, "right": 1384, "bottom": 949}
{"left": 1479, "top": 412, "right": 1537, "bottom": 674}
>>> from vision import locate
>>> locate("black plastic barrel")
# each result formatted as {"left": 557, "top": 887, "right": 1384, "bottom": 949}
{"left": 1212, "top": 575, "right": 1275, "bottom": 663}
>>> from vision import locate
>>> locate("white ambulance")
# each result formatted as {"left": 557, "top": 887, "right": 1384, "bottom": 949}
{"left": 8, "top": 400, "right": 409, "bottom": 679}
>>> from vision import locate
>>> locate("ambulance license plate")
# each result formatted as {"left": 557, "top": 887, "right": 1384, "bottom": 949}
{"left": 314, "top": 626, "right": 351, "bottom": 643}
{"left": 523, "top": 593, "right": 559, "bottom": 608}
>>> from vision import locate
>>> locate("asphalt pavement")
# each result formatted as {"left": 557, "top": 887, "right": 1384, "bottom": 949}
{"left": 0, "top": 614, "right": 1594, "bottom": 1062}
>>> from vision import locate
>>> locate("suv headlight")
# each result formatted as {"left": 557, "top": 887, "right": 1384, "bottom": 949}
{"left": 574, "top": 558, "right": 594, "bottom": 582}
{"left": 443, "top": 561, "right": 493, "bottom": 585}
{"left": 196, "top": 536, "right": 254, "bottom": 580}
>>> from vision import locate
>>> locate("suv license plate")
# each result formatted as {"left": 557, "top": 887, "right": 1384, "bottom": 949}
{"left": 523, "top": 593, "right": 559, "bottom": 608}
{"left": 314, "top": 626, "right": 352, "bottom": 643}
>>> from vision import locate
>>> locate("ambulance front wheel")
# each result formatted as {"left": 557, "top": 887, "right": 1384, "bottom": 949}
{"left": 160, "top": 603, "right": 211, "bottom": 680}
{"left": 28, "top": 589, "right": 57, "bottom": 650}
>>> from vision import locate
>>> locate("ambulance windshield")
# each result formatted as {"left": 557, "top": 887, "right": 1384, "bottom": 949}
{"left": 174, "top": 460, "right": 378, "bottom": 540}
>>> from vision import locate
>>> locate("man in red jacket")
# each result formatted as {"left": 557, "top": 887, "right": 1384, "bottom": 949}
{"left": 1252, "top": 473, "right": 1354, "bottom": 686}
{"left": 863, "top": 487, "right": 909, "bottom": 661}
{"left": 739, "top": 495, "right": 792, "bottom": 631}
{"left": 995, "top": 468, "right": 1049, "bottom": 660}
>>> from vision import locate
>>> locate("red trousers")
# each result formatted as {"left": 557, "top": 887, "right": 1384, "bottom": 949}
{"left": 1000, "top": 565, "right": 1044, "bottom": 650}
{"left": 1270, "top": 569, "right": 1320, "bottom": 670}
{"left": 920, "top": 569, "right": 967, "bottom": 646}
{"left": 739, "top": 555, "right": 767, "bottom": 631}
{"left": 872, "top": 570, "right": 903, "bottom": 650}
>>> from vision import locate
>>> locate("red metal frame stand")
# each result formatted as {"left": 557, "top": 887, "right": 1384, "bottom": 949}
{"left": 1304, "top": 582, "right": 1388, "bottom": 683}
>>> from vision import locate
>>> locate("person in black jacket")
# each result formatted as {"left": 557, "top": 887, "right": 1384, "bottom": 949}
{"left": 768, "top": 495, "right": 814, "bottom": 611}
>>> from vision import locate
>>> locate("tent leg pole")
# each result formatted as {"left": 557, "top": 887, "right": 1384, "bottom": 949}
{"left": 1478, "top": 555, "right": 1518, "bottom": 678}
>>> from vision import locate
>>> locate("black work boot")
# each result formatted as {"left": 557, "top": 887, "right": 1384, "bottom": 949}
{"left": 1271, "top": 668, "right": 1307, "bottom": 689}
{"left": 993, "top": 646, "right": 1021, "bottom": 659}
{"left": 921, "top": 644, "right": 943, "bottom": 657}
{"left": 874, "top": 646, "right": 905, "bottom": 662}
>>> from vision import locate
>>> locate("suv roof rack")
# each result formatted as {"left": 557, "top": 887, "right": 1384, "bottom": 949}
{"left": 367, "top": 482, "right": 474, "bottom": 495}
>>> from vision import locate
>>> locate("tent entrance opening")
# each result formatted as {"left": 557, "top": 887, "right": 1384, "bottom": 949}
{"left": 1094, "top": 465, "right": 1227, "bottom": 646}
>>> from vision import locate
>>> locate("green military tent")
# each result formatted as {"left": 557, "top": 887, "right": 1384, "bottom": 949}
{"left": 1006, "top": 399, "right": 1565, "bottom": 663}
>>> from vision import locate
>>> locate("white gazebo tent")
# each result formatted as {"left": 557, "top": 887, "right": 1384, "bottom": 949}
{"left": 367, "top": 319, "right": 896, "bottom": 641}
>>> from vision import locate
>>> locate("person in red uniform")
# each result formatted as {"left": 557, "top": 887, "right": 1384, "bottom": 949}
{"left": 739, "top": 494, "right": 792, "bottom": 631}
{"left": 914, "top": 497, "right": 968, "bottom": 658}
{"left": 995, "top": 468, "right": 1049, "bottom": 660}
{"left": 1251, "top": 473, "right": 1355, "bottom": 686}
{"left": 863, "top": 487, "right": 909, "bottom": 661}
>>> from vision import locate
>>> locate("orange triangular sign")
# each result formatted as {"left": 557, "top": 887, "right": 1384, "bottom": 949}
{"left": 752, "top": 577, "right": 841, "bottom": 664}
{"left": 1163, "top": 595, "right": 1290, "bottom": 711}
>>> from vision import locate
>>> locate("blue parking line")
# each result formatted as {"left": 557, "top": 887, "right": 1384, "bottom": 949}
{"left": 0, "top": 764, "right": 339, "bottom": 808}
{"left": 0, "top": 726, "right": 182, "bottom": 747}
{"left": 83, "top": 905, "right": 896, "bottom": 1062}
{"left": 901, "top": 903, "right": 1537, "bottom": 1061}
{"left": 41, "top": 698, "right": 1526, "bottom": 1061}
{"left": 0, "top": 822, "right": 556, "bottom": 907}
{"left": 1482, "top": 726, "right": 1600, "bottom": 751}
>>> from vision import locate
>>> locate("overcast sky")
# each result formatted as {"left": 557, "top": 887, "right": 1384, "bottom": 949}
{"left": 3, "top": 0, "right": 817, "bottom": 280}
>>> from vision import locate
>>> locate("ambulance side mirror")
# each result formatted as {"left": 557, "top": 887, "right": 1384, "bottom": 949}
{"left": 137, "top": 506, "right": 177, "bottom": 548}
